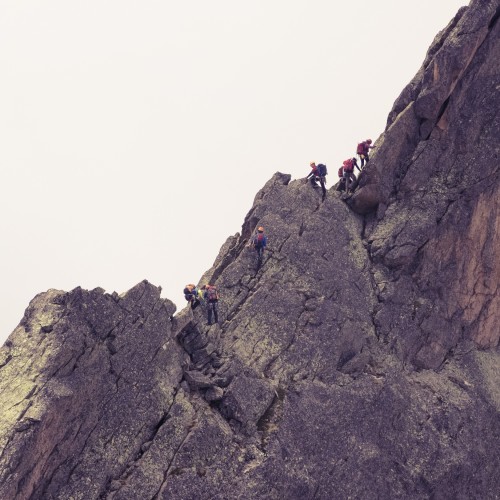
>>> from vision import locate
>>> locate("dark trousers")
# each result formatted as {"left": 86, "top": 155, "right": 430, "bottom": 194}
{"left": 207, "top": 300, "right": 218, "bottom": 324}
{"left": 343, "top": 171, "right": 355, "bottom": 192}
{"left": 359, "top": 153, "right": 370, "bottom": 168}
{"left": 187, "top": 296, "right": 200, "bottom": 310}
{"left": 319, "top": 176, "right": 326, "bottom": 198}
{"left": 310, "top": 176, "right": 327, "bottom": 198}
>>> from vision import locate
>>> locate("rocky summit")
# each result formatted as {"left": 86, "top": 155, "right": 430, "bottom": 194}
{"left": 1, "top": 1, "right": 499, "bottom": 499}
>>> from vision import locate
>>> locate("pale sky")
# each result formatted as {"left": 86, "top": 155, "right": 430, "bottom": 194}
{"left": 1, "top": 0, "right": 466, "bottom": 344}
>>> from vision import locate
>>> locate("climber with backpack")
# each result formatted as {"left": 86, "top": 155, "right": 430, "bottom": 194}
{"left": 306, "top": 161, "right": 328, "bottom": 200}
{"left": 336, "top": 166, "right": 346, "bottom": 192}
{"left": 341, "top": 157, "right": 361, "bottom": 193}
{"left": 203, "top": 284, "right": 219, "bottom": 325}
{"left": 183, "top": 284, "right": 201, "bottom": 310}
{"left": 356, "top": 139, "right": 375, "bottom": 168}
{"left": 251, "top": 226, "right": 267, "bottom": 267}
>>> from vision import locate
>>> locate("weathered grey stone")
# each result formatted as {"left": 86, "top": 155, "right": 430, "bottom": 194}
{"left": 219, "top": 374, "right": 275, "bottom": 428}
{"left": 183, "top": 370, "right": 213, "bottom": 390}
{"left": 204, "top": 386, "right": 224, "bottom": 402}
{"left": 0, "top": 283, "right": 184, "bottom": 500}
{"left": 0, "top": 2, "right": 499, "bottom": 499}
{"left": 362, "top": 0, "right": 500, "bottom": 368}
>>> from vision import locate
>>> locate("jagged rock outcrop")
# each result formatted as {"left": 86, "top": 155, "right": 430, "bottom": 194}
{"left": 0, "top": 284, "right": 184, "bottom": 499}
{"left": 1, "top": 1, "right": 499, "bottom": 499}
{"left": 350, "top": 0, "right": 499, "bottom": 370}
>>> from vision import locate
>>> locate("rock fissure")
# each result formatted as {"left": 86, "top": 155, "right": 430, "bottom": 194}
{"left": 152, "top": 419, "right": 198, "bottom": 499}
{"left": 107, "top": 389, "right": 184, "bottom": 497}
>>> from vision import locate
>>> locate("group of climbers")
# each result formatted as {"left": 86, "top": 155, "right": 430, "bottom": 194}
{"left": 184, "top": 283, "right": 220, "bottom": 325}
{"left": 183, "top": 137, "right": 374, "bottom": 322}
{"left": 183, "top": 226, "right": 267, "bottom": 323}
{"left": 307, "top": 138, "right": 375, "bottom": 197}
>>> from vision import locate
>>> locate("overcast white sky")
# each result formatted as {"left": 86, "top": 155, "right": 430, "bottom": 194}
{"left": 1, "top": 1, "right": 466, "bottom": 344}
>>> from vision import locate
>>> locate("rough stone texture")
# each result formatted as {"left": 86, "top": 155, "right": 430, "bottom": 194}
{"left": 352, "top": 0, "right": 500, "bottom": 370}
{"left": 1, "top": 1, "right": 499, "bottom": 499}
{"left": 0, "top": 282, "right": 184, "bottom": 500}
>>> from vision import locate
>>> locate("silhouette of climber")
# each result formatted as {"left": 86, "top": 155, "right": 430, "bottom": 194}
{"left": 306, "top": 161, "right": 328, "bottom": 200}
{"left": 250, "top": 226, "right": 267, "bottom": 267}
{"left": 356, "top": 139, "right": 375, "bottom": 168}
{"left": 203, "top": 284, "right": 219, "bottom": 325}
{"left": 341, "top": 158, "right": 361, "bottom": 193}
{"left": 184, "top": 284, "right": 201, "bottom": 310}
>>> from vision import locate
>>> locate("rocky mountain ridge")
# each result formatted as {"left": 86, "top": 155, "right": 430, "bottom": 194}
{"left": 1, "top": 1, "right": 499, "bottom": 498}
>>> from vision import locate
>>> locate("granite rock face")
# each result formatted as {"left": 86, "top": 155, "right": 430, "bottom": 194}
{"left": 1, "top": 1, "right": 499, "bottom": 499}
{"left": 0, "top": 283, "right": 184, "bottom": 499}
{"left": 350, "top": 0, "right": 499, "bottom": 370}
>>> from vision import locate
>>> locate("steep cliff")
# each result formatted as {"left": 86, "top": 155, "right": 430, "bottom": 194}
{"left": 351, "top": 0, "right": 499, "bottom": 370}
{"left": 1, "top": 1, "right": 499, "bottom": 499}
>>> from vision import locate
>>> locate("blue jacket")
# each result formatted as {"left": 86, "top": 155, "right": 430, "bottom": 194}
{"left": 253, "top": 233, "right": 267, "bottom": 248}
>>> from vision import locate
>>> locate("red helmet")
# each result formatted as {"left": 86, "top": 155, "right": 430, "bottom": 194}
{"left": 366, "top": 139, "right": 372, "bottom": 144}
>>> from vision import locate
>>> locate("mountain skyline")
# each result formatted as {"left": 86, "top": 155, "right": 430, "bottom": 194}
{"left": 1, "top": 1, "right": 466, "bottom": 344}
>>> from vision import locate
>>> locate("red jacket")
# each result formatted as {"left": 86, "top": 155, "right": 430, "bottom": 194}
{"left": 362, "top": 141, "right": 374, "bottom": 154}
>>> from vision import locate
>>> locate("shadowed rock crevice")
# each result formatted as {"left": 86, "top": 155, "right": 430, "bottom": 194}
{"left": 488, "top": 4, "right": 500, "bottom": 28}
{"left": 350, "top": 0, "right": 500, "bottom": 370}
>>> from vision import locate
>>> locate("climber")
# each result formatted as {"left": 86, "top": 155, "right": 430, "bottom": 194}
{"left": 184, "top": 284, "right": 201, "bottom": 310}
{"left": 341, "top": 157, "right": 361, "bottom": 193}
{"left": 336, "top": 166, "right": 346, "bottom": 192}
{"left": 356, "top": 139, "right": 376, "bottom": 168}
{"left": 203, "top": 284, "right": 219, "bottom": 325}
{"left": 251, "top": 226, "right": 267, "bottom": 267}
{"left": 306, "top": 161, "right": 319, "bottom": 187}
{"left": 306, "top": 161, "right": 328, "bottom": 200}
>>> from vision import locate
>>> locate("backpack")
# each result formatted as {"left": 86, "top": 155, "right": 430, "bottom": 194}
{"left": 338, "top": 167, "right": 343, "bottom": 178}
{"left": 206, "top": 286, "right": 218, "bottom": 301}
{"left": 317, "top": 164, "right": 328, "bottom": 177}
{"left": 356, "top": 142, "right": 364, "bottom": 154}
{"left": 254, "top": 233, "right": 265, "bottom": 248}
{"left": 343, "top": 159, "right": 354, "bottom": 172}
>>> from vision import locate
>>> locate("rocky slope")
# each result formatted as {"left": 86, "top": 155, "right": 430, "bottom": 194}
{"left": 351, "top": 0, "right": 499, "bottom": 369}
{"left": 1, "top": 1, "right": 499, "bottom": 498}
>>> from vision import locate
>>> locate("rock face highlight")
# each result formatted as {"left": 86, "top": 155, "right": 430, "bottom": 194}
{"left": 1, "top": 1, "right": 499, "bottom": 499}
